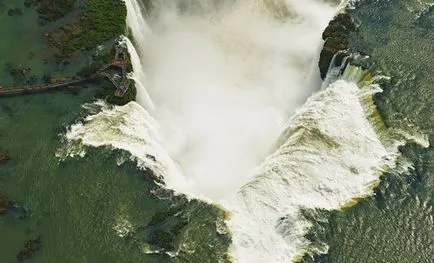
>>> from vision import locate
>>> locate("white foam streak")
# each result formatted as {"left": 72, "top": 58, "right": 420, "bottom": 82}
{"left": 59, "top": 0, "right": 408, "bottom": 262}
{"left": 64, "top": 102, "right": 185, "bottom": 187}
{"left": 224, "top": 75, "right": 399, "bottom": 262}
{"left": 123, "top": 37, "right": 156, "bottom": 110}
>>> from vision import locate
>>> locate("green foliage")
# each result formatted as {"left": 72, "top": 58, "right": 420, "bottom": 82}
{"left": 76, "top": 0, "right": 126, "bottom": 49}
{"left": 51, "top": 0, "right": 127, "bottom": 57}
{"left": 36, "top": 0, "right": 75, "bottom": 22}
{"left": 96, "top": 82, "right": 137, "bottom": 106}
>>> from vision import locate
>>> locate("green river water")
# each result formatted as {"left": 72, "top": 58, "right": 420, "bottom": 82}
{"left": 0, "top": 0, "right": 433, "bottom": 263}
{"left": 305, "top": 1, "right": 434, "bottom": 262}
{"left": 0, "top": 1, "right": 227, "bottom": 262}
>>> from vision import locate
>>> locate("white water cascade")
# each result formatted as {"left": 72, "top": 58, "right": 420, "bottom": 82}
{"left": 124, "top": 0, "right": 337, "bottom": 199}
{"left": 61, "top": 0, "right": 405, "bottom": 262}
{"left": 223, "top": 65, "right": 399, "bottom": 262}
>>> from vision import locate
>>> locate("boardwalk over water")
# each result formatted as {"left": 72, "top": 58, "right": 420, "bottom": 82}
{"left": 0, "top": 59, "right": 130, "bottom": 98}
{"left": 0, "top": 77, "right": 96, "bottom": 97}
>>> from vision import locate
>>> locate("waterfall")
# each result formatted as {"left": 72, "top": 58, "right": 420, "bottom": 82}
{"left": 118, "top": 36, "right": 156, "bottom": 110}
{"left": 60, "top": 0, "right": 407, "bottom": 262}
{"left": 123, "top": 0, "right": 338, "bottom": 199}
{"left": 223, "top": 66, "right": 400, "bottom": 262}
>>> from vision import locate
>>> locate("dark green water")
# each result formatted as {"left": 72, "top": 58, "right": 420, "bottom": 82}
{"left": 304, "top": 0, "right": 434, "bottom": 262}
{"left": 0, "top": 1, "right": 228, "bottom": 262}
{"left": 1, "top": 0, "right": 433, "bottom": 262}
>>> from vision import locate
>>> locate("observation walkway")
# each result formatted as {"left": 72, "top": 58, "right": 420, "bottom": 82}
{"left": 0, "top": 59, "right": 130, "bottom": 98}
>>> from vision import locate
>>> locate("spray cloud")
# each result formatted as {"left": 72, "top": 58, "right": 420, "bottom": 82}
{"left": 126, "top": 0, "right": 336, "bottom": 200}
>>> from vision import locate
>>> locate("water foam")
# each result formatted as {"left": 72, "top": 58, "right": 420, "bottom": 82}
{"left": 123, "top": 0, "right": 337, "bottom": 199}
{"left": 58, "top": 0, "right": 411, "bottom": 262}
{"left": 60, "top": 101, "right": 184, "bottom": 186}
{"left": 223, "top": 66, "right": 401, "bottom": 262}
{"left": 60, "top": 67, "right": 402, "bottom": 263}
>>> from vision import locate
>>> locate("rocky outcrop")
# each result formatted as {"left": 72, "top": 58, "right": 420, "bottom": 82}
{"left": 0, "top": 192, "right": 12, "bottom": 215}
{"left": 144, "top": 167, "right": 165, "bottom": 185}
{"left": 17, "top": 236, "right": 43, "bottom": 262}
{"left": 319, "top": 13, "right": 357, "bottom": 79}
{"left": 0, "top": 191, "right": 31, "bottom": 219}
{"left": 0, "top": 151, "right": 10, "bottom": 164}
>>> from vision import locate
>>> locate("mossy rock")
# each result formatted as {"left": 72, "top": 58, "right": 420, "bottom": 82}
{"left": 96, "top": 82, "right": 137, "bottom": 106}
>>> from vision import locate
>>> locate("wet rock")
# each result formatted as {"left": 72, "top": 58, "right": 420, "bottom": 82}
{"left": 319, "top": 12, "right": 356, "bottom": 79}
{"left": 16, "top": 236, "right": 43, "bottom": 262}
{"left": 0, "top": 191, "right": 31, "bottom": 219}
{"left": 0, "top": 192, "right": 12, "bottom": 215}
{"left": 322, "top": 13, "right": 356, "bottom": 40}
{"left": 144, "top": 168, "right": 165, "bottom": 185}
{"left": 0, "top": 150, "right": 10, "bottom": 164}
{"left": 146, "top": 154, "right": 157, "bottom": 162}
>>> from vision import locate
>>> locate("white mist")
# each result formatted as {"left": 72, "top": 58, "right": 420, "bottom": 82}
{"left": 126, "top": 0, "right": 336, "bottom": 199}
{"left": 63, "top": 1, "right": 404, "bottom": 262}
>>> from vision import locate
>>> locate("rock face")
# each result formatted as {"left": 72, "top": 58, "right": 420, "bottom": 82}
{"left": 319, "top": 13, "right": 356, "bottom": 79}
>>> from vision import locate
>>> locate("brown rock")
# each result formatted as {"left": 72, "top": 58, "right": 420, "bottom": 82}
{"left": 318, "top": 12, "right": 356, "bottom": 79}
{"left": 0, "top": 192, "right": 12, "bottom": 215}
{"left": 17, "top": 236, "right": 43, "bottom": 262}
{"left": 0, "top": 148, "right": 10, "bottom": 164}
{"left": 0, "top": 151, "right": 10, "bottom": 164}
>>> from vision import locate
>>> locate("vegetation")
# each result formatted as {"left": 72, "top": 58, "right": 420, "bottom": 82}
{"left": 44, "top": 0, "right": 127, "bottom": 58}
{"left": 79, "top": 0, "right": 127, "bottom": 48}
{"left": 33, "top": 0, "right": 76, "bottom": 22}
{"left": 96, "top": 82, "right": 137, "bottom": 106}
{"left": 26, "top": 0, "right": 136, "bottom": 105}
